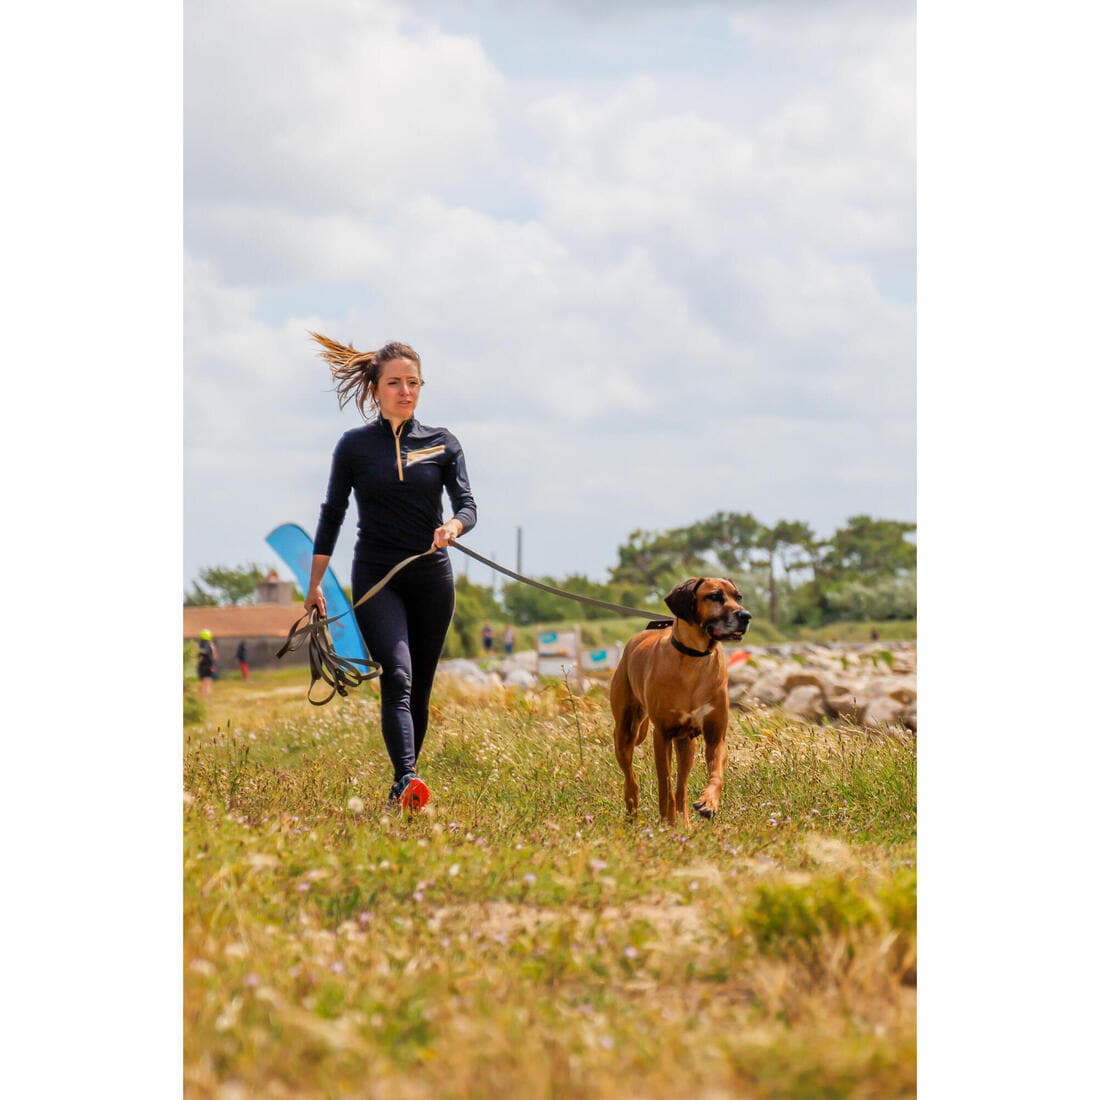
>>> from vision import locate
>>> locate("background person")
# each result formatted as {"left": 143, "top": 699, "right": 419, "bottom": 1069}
{"left": 197, "top": 629, "right": 217, "bottom": 698}
{"left": 503, "top": 623, "right": 515, "bottom": 656}
{"left": 481, "top": 621, "right": 495, "bottom": 654}
{"left": 236, "top": 640, "right": 249, "bottom": 680}
{"left": 303, "top": 334, "right": 477, "bottom": 813}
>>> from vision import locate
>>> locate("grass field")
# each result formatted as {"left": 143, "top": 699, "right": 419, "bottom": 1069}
{"left": 789, "top": 621, "right": 916, "bottom": 644}
{"left": 184, "top": 666, "right": 916, "bottom": 1098}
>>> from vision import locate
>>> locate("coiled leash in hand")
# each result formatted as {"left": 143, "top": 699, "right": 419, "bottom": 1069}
{"left": 277, "top": 541, "right": 668, "bottom": 705}
{"left": 278, "top": 606, "right": 378, "bottom": 706}
{"left": 276, "top": 546, "right": 437, "bottom": 705}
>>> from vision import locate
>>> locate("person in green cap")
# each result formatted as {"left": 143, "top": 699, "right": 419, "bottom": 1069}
{"left": 197, "top": 629, "right": 218, "bottom": 698}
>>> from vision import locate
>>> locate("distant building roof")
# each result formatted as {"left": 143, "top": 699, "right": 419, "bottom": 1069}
{"left": 183, "top": 603, "right": 304, "bottom": 639}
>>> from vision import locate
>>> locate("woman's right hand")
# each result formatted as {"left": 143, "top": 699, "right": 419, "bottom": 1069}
{"left": 304, "top": 585, "right": 327, "bottom": 618}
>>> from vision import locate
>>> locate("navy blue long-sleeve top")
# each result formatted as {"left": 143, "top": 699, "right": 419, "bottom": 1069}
{"left": 313, "top": 415, "right": 477, "bottom": 563}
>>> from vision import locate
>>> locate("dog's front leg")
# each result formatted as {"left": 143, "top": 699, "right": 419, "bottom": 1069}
{"left": 693, "top": 728, "right": 728, "bottom": 820}
{"left": 652, "top": 728, "right": 674, "bottom": 823}
{"left": 674, "top": 737, "right": 696, "bottom": 827}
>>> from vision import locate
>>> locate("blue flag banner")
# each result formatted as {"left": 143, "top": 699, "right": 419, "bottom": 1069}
{"left": 265, "top": 523, "right": 369, "bottom": 665}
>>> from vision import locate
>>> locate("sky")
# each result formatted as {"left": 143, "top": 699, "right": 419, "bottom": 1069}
{"left": 184, "top": 0, "right": 915, "bottom": 593}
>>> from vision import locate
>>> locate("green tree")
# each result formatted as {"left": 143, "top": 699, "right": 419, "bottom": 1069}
{"left": 188, "top": 563, "right": 270, "bottom": 606}
{"left": 783, "top": 578, "right": 831, "bottom": 629}
{"left": 611, "top": 512, "right": 780, "bottom": 616}
{"left": 503, "top": 575, "right": 652, "bottom": 623}
{"left": 446, "top": 577, "right": 502, "bottom": 657}
{"left": 610, "top": 529, "right": 683, "bottom": 594}
{"left": 610, "top": 521, "right": 718, "bottom": 599}
{"left": 759, "top": 519, "right": 818, "bottom": 624}
{"left": 707, "top": 512, "right": 765, "bottom": 576}
{"left": 820, "top": 516, "right": 916, "bottom": 580}
{"left": 500, "top": 579, "right": 577, "bottom": 625}
{"left": 822, "top": 574, "right": 916, "bottom": 621}
{"left": 184, "top": 583, "right": 218, "bottom": 607}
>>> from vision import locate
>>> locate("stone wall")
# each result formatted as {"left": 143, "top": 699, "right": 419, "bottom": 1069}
{"left": 727, "top": 641, "right": 915, "bottom": 731}
{"left": 437, "top": 641, "right": 916, "bottom": 733}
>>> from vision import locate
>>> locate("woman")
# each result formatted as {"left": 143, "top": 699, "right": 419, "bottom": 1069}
{"left": 303, "top": 333, "right": 477, "bottom": 813}
{"left": 196, "top": 629, "right": 217, "bottom": 698}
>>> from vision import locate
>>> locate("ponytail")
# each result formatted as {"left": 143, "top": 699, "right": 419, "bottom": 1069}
{"left": 309, "top": 332, "right": 422, "bottom": 417}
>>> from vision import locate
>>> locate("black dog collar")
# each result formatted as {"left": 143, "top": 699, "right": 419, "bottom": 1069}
{"left": 670, "top": 636, "right": 714, "bottom": 658}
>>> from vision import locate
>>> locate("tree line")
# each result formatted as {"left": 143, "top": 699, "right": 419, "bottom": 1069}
{"left": 492, "top": 512, "right": 914, "bottom": 630}
{"left": 186, "top": 513, "right": 915, "bottom": 636}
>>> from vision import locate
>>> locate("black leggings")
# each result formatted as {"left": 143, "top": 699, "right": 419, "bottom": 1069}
{"left": 352, "top": 553, "right": 455, "bottom": 782}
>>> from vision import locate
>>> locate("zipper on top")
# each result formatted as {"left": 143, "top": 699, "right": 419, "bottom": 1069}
{"left": 392, "top": 420, "right": 406, "bottom": 481}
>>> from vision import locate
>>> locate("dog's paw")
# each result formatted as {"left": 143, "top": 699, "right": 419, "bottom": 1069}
{"left": 692, "top": 799, "right": 715, "bottom": 820}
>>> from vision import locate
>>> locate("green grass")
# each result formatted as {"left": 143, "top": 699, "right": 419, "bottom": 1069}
{"left": 791, "top": 620, "right": 916, "bottom": 643}
{"left": 184, "top": 669, "right": 916, "bottom": 1099}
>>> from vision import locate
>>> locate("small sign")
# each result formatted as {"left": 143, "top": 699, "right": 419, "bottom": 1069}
{"left": 538, "top": 630, "right": 577, "bottom": 657}
{"left": 581, "top": 645, "right": 621, "bottom": 671}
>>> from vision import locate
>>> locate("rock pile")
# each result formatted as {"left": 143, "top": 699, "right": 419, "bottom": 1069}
{"left": 438, "top": 651, "right": 539, "bottom": 691}
{"left": 728, "top": 642, "right": 916, "bottom": 731}
{"left": 438, "top": 641, "right": 916, "bottom": 733}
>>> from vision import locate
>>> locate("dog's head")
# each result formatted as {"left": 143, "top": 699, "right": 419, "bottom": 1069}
{"left": 663, "top": 577, "right": 752, "bottom": 642}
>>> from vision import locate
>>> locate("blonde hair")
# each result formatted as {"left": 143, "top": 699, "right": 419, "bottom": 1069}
{"left": 309, "top": 332, "right": 422, "bottom": 417}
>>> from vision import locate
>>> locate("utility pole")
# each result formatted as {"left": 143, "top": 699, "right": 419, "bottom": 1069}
{"left": 516, "top": 526, "right": 523, "bottom": 575}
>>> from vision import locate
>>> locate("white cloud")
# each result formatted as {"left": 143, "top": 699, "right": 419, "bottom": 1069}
{"left": 186, "top": 0, "right": 505, "bottom": 211}
{"left": 524, "top": 21, "right": 913, "bottom": 261}
{"left": 183, "top": 0, "right": 915, "bottom": 587}
{"left": 187, "top": 203, "right": 391, "bottom": 284}
{"left": 224, "top": 195, "right": 729, "bottom": 429}
{"left": 184, "top": 254, "right": 343, "bottom": 572}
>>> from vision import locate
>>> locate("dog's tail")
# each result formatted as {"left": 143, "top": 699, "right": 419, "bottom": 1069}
{"left": 636, "top": 715, "right": 649, "bottom": 745}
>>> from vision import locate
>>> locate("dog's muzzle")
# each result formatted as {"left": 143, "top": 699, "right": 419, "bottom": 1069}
{"left": 707, "top": 609, "right": 752, "bottom": 641}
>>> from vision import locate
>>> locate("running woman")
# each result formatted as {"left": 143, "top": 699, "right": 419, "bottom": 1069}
{"left": 303, "top": 334, "right": 477, "bottom": 813}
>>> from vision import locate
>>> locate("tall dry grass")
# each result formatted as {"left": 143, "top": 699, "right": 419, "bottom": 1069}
{"left": 184, "top": 669, "right": 915, "bottom": 1099}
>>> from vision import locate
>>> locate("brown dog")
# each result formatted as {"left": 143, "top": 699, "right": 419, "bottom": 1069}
{"left": 610, "top": 578, "right": 751, "bottom": 826}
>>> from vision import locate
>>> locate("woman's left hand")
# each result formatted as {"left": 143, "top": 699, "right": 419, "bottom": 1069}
{"left": 433, "top": 521, "right": 462, "bottom": 549}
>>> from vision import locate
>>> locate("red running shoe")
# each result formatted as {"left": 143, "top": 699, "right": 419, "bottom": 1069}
{"left": 400, "top": 774, "right": 431, "bottom": 813}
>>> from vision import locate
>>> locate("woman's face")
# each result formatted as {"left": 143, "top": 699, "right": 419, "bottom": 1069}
{"left": 376, "top": 357, "right": 422, "bottom": 422}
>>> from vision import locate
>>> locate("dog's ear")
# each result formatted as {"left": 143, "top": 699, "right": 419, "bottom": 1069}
{"left": 664, "top": 578, "right": 704, "bottom": 622}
